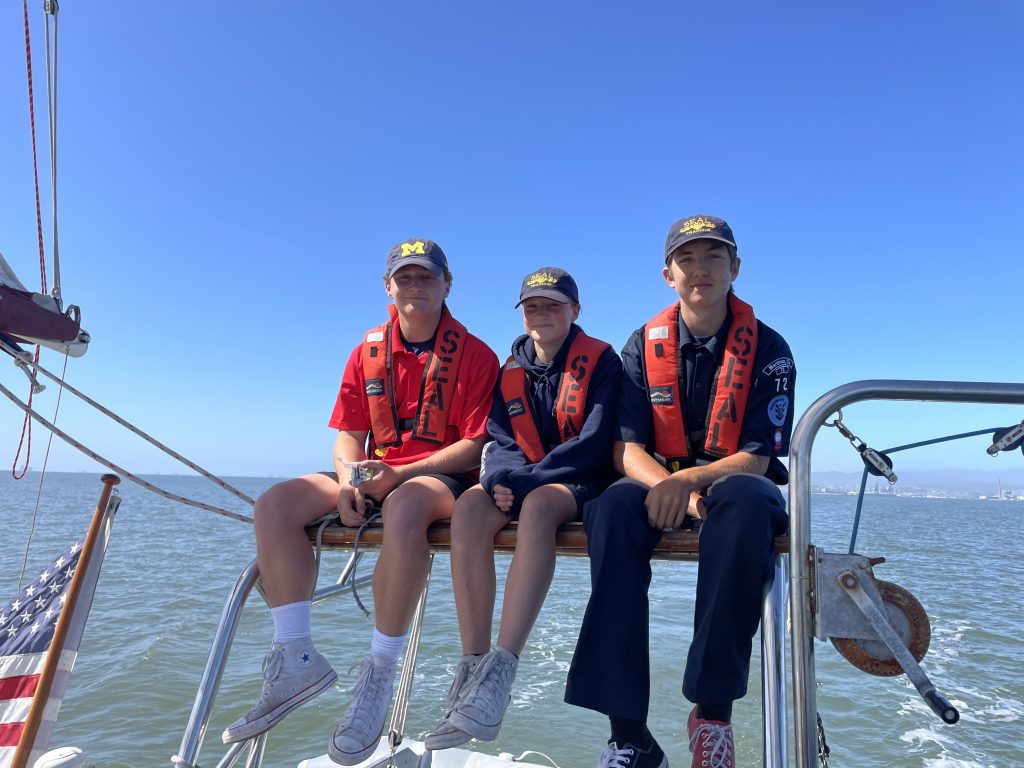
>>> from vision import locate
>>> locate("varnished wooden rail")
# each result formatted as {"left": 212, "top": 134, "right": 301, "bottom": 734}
{"left": 310, "top": 520, "right": 789, "bottom": 562}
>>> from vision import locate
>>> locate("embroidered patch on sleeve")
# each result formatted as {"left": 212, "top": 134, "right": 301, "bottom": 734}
{"left": 767, "top": 395, "right": 789, "bottom": 427}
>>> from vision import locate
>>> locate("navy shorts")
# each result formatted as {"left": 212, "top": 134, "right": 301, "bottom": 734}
{"left": 505, "top": 480, "right": 602, "bottom": 521}
{"left": 319, "top": 471, "right": 476, "bottom": 500}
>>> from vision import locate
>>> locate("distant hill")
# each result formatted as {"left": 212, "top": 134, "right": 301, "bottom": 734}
{"left": 812, "top": 467, "right": 1024, "bottom": 493}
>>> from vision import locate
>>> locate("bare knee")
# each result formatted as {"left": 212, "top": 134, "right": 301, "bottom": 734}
{"left": 451, "top": 485, "right": 505, "bottom": 548}
{"left": 254, "top": 475, "right": 338, "bottom": 536}
{"left": 516, "top": 486, "right": 576, "bottom": 543}
{"left": 381, "top": 480, "right": 452, "bottom": 545}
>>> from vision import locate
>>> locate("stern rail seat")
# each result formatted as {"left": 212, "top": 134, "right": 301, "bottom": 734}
{"left": 308, "top": 518, "right": 789, "bottom": 560}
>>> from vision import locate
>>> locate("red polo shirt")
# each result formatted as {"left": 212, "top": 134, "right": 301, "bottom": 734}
{"left": 328, "top": 315, "right": 498, "bottom": 467}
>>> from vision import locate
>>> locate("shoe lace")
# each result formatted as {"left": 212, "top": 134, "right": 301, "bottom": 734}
{"left": 446, "top": 658, "right": 478, "bottom": 709}
{"left": 462, "top": 653, "right": 513, "bottom": 712}
{"left": 339, "top": 659, "right": 389, "bottom": 735}
{"left": 245, "top": 647, "right": 284, "bottom": 715}
{"left": 690, "top": 721, "right": 734, "bottom": 768}
{"left": 597, "top": 743, "right": 634, "bottom": 768}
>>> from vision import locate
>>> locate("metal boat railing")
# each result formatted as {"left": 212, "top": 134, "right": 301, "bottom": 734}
{"left": 174, "top": 537, "right": 789, "bottom": 768}
{"left": 174, "top": 378, "right": 1024, "bottom": 768}
{"left": 173, "top": 556, "right": 374, "bottom": 768}
{"left": 788, "top": 379, "right": 1024, "bottom": 768}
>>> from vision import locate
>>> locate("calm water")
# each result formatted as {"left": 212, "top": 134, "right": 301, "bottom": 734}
{"left": 2, "top": 473, "right": 1022, "bottom": 768}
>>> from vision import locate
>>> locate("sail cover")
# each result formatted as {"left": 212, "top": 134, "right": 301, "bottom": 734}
{"left": 0, "top": 251, "right": 88, "bottom": 357}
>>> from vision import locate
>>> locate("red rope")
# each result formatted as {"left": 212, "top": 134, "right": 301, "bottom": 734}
{"left": 23, "top": 0, "right": 48, "bottom": 291}
{"left": 12, "top": 348, "right": 40, "bottom": 480}
{"left": 14, "top": 0, "right": 48, "bottom": 479}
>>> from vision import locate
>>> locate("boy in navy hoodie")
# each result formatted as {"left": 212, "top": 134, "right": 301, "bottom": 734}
{"left": 424, "top": 267, "right": 622, "bottom": 750}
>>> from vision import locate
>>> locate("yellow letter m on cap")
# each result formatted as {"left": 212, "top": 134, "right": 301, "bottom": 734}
{"left": 401, "top": 241, "right": 427, "bottom": 256}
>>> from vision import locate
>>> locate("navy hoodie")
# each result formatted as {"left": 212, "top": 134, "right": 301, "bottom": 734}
{"left": 481, "top": 325, "right": 622, "bottom": 512}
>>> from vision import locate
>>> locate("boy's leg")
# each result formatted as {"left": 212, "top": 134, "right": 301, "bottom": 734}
{"left": 441, "top": 485, "right": 578, "bottom": 745}
{"left": 370, "top": 476, "right": 459, "bottom": 634}
{"left": 683, "top": 473, "right": 788, "bottom": 706}
{"left": 495, "top": 484, "right": 577, "bottom": 655}
{"left": 450, "top": 485, "right": 514, "bottom": 654}
{"left": 254, "top": 472, "right": 345, "bottom": 606}
{"left": 330, "top": 476, "right": 457, "bottom": 765}
{"left": 222, "top": 473, "right": 342, "bottom": 744}
{"left": 565, "top": 478, "right": 661, "bottom": 722}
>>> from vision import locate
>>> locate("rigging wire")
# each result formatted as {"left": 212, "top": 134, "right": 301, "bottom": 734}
{"left": 0, "top": 377, "right": 253, "bottom": 523}
{"left": 44, "top": 0, "right": 62, "bottom": 307}
{"left": 12, "top": 0, "right": 50, "bottom": 479}
{"left": 2, "top": 338, "right": 256, "bottom": 507}
{"left": 16, "top": 353, "right": 70, "bottom": 591}
{"left": 20, "top": 0, "right": 48, "bottom": 291}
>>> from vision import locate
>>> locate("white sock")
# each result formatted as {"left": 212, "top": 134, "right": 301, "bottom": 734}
{"left": 370, "top": 627, "right": 407, "bottom": 663}
{"left": 271, "top": 600, "right": 311, "bottom": 643}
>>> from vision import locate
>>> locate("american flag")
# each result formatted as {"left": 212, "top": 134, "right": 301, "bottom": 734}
{"left": 0, "top": 483, "right": 119, "bottom": 768}
{"left": 0, "top": 541, "right": 84, "bottom": 768}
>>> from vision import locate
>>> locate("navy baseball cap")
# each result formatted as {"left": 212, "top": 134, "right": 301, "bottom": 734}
{"left": 515, "top": 267, "right": 579, "bottom": 307}
{"left": 384, "top": 238, "right": 448, "bottom": 278}
{"left": 665, "top": 215, "right": 737, "bottom": 263}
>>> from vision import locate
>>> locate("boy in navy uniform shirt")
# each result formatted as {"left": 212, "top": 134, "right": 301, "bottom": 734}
{"left": 564, "top": 216, "right": 796, "bottom": 768}
{"left": 426, "top": 267, "right": 622, "bottom": 750}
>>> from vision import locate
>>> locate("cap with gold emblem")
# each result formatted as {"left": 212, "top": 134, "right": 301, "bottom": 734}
{"left": 664, "top": 215, "right": 736, "bottom": 263}
{"left": 515, "top": 267, "right": 579, "bottom": 307}
{"left": 385, "top": 238, "right": 448, "bottom": 278}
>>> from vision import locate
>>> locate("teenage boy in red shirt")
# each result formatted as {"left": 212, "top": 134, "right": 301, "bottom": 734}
{"left": 222, "top": 238, "right": 498, "bottom": 766}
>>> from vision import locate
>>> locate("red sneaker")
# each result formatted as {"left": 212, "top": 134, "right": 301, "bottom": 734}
{"left": 687, "top": 707, "right": 735, "bottom": 768}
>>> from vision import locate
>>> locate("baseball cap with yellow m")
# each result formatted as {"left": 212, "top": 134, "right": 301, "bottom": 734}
{"left": 385, "top": 238, "right": 449, "bottom": 278}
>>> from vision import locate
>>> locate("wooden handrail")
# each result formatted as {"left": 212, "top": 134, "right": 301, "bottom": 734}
{"left": 309, "top": 520, "right": 788, "bottom": 562}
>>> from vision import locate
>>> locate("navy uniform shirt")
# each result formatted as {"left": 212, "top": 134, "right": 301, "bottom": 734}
{"left": 482, "top": 324, "right": 623, "bottom": 502}
{"left": 617, "top": 301, "right": 796, "bottom": 483}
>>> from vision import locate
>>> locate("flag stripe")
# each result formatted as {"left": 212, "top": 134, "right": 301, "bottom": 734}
{"left": 0, "top": 721, "right": 25, "bottom": 748}
{"left": 0, "top": 654, "right": 45, "bottom": 681}
{"left": 0, "top": 699, "right": 32, "bottom": 727}
{"left": 0, "top": 677, "right": 37, "bottom": 702}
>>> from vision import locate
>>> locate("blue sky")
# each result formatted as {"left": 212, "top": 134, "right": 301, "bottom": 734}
{"left": 1, "top": 1, "right": 1022, "bottom": 486}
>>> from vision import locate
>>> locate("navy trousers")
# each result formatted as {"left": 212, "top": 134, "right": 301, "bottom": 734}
{"left": 563, "top": 473, "right": 788, "bottom": 722}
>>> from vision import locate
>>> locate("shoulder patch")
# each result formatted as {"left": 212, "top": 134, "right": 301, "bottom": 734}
{"left": 762, "top": 357, "right": 794, "bottom": 377}
{"left": 767, "top": 395, "right": 789, "bottom": 427}
{"left": 506, "top": 397, "right": 526, "bottom": 418}
{"left": 365, "top": 378, "right": 385, "bottom": 397}
{"left": 366, "top": 331, "right": 385, "bottom": 343}
{"left": 647, "top": 325, "right": 670, "bottom": 341}
{"left": 504, "top": 360, "right": 522, "bottom": 370}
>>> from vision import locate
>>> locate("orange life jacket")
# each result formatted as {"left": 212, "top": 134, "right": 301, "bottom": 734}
{"left": 362, "top": 304, "right": 467, "bottom": 447}
{"left": 643, "top": 294, "right": 758, "bottom": 467}
{"left": 499, "top": 331, "right": 610, "bottom": 464}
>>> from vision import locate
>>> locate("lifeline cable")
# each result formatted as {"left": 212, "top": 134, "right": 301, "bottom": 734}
{"left": 2, "top": 338, "right": 255, "bottom": 507}
{"left": 0, "top": 379, "right": 253, "bottom": 523}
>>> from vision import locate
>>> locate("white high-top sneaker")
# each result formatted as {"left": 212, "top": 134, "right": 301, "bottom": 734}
{"left": 327, "top": 655, "right": 397, "bottom": 765}
{"left": 221, "top": 639, "right": 337, "bottom": 743}
{"left": 423, "top": 654, "right": 482, "bottom": 750}
{"left": 446, "top": 647, "right": 518, "bottom": 741}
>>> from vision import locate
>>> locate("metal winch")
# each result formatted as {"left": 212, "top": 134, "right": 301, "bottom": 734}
{"left": 811, "top": 548, "right": 960, "bottom": 725}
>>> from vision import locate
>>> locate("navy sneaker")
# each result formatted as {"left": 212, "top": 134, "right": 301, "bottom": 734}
{"left": 596, "top": 739, "right": 668, "bottom": 768}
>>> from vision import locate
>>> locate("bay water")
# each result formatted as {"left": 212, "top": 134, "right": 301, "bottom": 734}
{"left": 2, "top": 472, "right": 1022, "bottom": 767}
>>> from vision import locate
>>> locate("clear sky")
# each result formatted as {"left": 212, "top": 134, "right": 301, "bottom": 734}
{"left": 1, "top": 2, "right": 1022, "bottom": 488}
